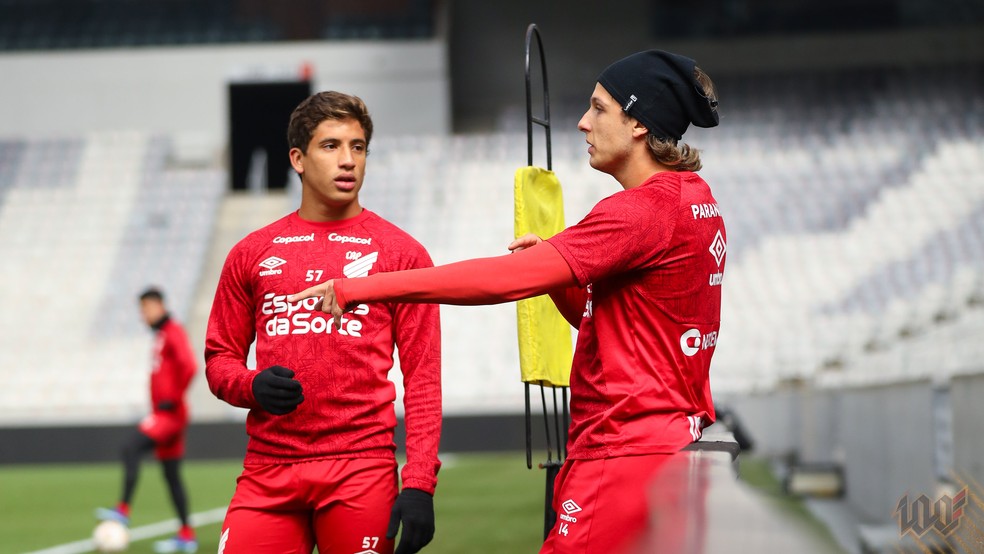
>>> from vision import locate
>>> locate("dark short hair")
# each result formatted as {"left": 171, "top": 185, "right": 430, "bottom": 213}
{"left": 287, "top": 91, "right": 374, "bottom": 153}
{"left": 139, "top": 287, "right": 164, "bottom": 302}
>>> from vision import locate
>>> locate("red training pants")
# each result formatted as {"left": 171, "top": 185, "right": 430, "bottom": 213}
{"left": 218, "top": 458, "right": 398, "bottom": 554}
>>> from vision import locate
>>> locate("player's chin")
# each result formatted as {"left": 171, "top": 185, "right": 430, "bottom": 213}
{"left": 586, "top": 154, "right": 608, "bottom": 171}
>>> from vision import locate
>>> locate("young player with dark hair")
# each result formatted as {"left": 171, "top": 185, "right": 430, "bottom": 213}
{"left": 97, "top": 287, "right": 199, "bottom": 553}
{"left": 291, "top": 50, "right": 724, "bottom": 554}
{"left": 206, "top": 91, "right": 441, "bottom": 554}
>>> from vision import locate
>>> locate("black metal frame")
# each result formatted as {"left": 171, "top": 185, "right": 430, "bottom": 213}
{"left": 523, "top": 22, "right": 570, "bottom": 541}
{"left": 525, "top": 24, "right": 552, "bottom": 171}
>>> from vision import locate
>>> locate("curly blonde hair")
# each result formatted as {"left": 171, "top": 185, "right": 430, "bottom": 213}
{"left": 645, "top": 66, "right": 717, "bottom": 172}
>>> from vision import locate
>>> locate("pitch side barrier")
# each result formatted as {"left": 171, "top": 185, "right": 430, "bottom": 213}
{"left": 624, "top": 429, "right": 832, "bottom": 554}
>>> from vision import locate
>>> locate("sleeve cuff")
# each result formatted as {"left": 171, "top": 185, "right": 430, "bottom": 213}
{"left": 401, "top": 477, "right": 437, "bottom": 495}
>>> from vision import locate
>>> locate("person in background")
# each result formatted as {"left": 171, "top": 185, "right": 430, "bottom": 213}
{"left": 97, "top": 287, "right": 199, "bottom": 553}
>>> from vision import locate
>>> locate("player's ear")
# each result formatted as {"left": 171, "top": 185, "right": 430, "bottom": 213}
{"left": 289, "top": 147, "right": 305, "bottom": 175}
{"left": 630, "top": 118, "right": 649, "bottom": 139}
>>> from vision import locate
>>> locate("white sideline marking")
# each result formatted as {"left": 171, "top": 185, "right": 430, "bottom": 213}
{"left": 24, "top": 507, "right": 227, "bottom": 554}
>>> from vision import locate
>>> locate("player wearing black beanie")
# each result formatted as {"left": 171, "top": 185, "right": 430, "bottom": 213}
{"left": 598, "top": 49, "right": 719, "bottom": 141}
{"left": 582, "top": 49, "right": 719, "bottom": 184}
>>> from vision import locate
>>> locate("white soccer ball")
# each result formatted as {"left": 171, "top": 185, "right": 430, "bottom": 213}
{"left": 93, "top": 519, "right": 130, "bottom": 553}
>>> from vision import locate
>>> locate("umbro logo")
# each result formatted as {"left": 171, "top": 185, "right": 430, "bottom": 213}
{"left": 259, "top": 256, "right": 286, "bottom": 276}
{"left": 561, "top": 499, "right": 581, "bottom": 515}
{"left": 559, "top": 499, "right": 581, "bottom": 525}
{"left": 708, "top": 230, "right": 726, "bottom": 267}
{"left": 259, "top": 256, "right": 286, "bottom": 270}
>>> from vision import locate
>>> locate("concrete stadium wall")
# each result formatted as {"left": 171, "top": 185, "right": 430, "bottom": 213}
{"left": 0, "top": 413, "right": 555, "bottom": 464}
{"left": 724, "top": 388, "right": 800, "bottom": 458}
{"left": 796, "top": 386, "right": 841, "bottom": 464}
{"left": 0, "top": 40, "right": 449, "bottom": 147}
{"left": 729, "top": 380, "right": 940, "bottom": 524}
{"left": 951, "top": 373, "right": 984, "bottom": 486}
{"left": 839, "top": 380, "right": 936, "bottom": 522}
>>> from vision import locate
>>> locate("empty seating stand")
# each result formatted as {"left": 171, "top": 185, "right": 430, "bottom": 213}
{"left": 0, "top": 64, "right": 981, "bottom": 425}
{"left": 0, "top": 133, "right": 223, "bottom": 424}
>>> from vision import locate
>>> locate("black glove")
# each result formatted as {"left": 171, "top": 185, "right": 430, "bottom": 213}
{"left": 251, "top": 366, "right": 303, "bottom": 415}
{"left": 386, "top": 488, "right": 435, "bottom": 554}
{"left": 155, "top": 400, "right": 176, "bottom": 412}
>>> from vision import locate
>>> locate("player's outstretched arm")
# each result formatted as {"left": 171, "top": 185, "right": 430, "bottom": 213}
{"left": 289, "top": 242, "right": 578, "bottom": 328}
{"left": 509, "top": 234, "right": 588, "bottom": 327}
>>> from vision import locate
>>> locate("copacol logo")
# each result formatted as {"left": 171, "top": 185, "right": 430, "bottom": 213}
{"left": 272, "top": 233, "right": 315, "bottom": 245}
{"left": 896, "top": 488, "right": 968, "bottom": 538}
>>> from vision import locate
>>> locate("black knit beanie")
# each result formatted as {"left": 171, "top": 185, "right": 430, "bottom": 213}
{"left": 597, "top": 49, "right": 719, "bottom": 141}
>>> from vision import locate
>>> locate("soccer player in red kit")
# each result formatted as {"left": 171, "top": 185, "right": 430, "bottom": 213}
{"left": 205, "top": 91, "right": 441, "bottom": 554}
{"left": 97, "top": 287, "right": 199, "bottom": 553}
{"left": 291, "top": 50, "right": 723, "bottom": 554}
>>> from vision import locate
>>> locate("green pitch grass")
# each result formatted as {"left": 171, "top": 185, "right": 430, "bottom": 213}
{"left": 0, "top": 452, "right": 545, "bottom": 554}
{"left": 2, "top": 452, "right": 842, "bottom": 553}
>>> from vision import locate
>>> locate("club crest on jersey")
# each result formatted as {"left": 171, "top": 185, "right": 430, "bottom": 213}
{"left": 259, "top": 256, "right": 286, "bottom": 276}
{"left": 343, "top": 252, "right": 379, "bottom": 278}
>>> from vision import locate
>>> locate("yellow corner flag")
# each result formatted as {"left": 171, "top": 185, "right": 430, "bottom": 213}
{"left": 514, "top": 166, "right": 573, "bottom": 387}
